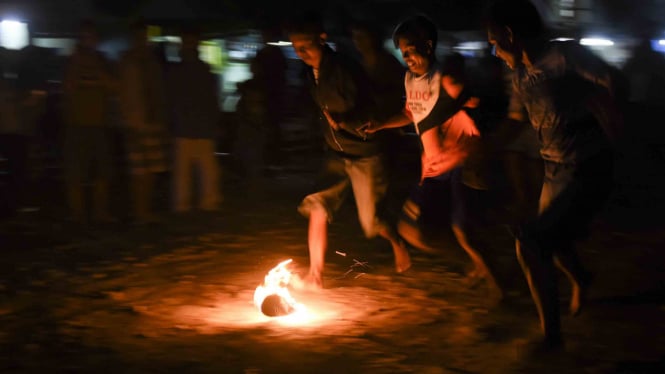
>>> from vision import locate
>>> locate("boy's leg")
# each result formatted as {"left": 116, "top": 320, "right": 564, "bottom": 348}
{"left": 554, "top": 247, "right": 593, "bottom": 316}
{"left": 92, "top": 129, "right": 114, "bottom": 222}
{"left": 347, "top": 155, "right": 411, "bottom": 273}
{"left": 306, "top": 208, "right": 327, "bottom": 288}
{"left": 452, "top": 223, "right": 503, "bottom": 304}
{"left": 64, "top": 131, "right": 86, "bottom": 224}
{"left": 172, "top": 138, "right": 192, "bottom": 212}
{"left": 197, "top": 138, "right": 221, "bottom": 211}
{"left": 452, "top": 173, "right": 502, "bottom": 301}
{"left": 296, "top": 164, "right": 349, "bottom": 288}
{"left": 515, "top": 237, "right": 562, "bottom": 344}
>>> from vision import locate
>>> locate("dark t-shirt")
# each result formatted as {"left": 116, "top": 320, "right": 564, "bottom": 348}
{"left": 509, "top": 41, "right": 618, "bottom": 163}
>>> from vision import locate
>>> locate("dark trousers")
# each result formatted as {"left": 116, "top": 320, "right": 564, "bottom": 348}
{"left": 514, "top": 150, "right": 614, "bottom": 339}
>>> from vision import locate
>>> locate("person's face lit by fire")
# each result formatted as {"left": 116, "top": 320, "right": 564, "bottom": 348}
{"left": 487, "top": 26, "right": 520, "bottom": 70}
{"left": 289, "top": 33, "right": 325, "bottom": 69}
{"left": 397, "top": 37, "right": 432, "bottom": 76}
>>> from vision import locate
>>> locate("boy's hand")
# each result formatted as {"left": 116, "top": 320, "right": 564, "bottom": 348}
{"left": 363, "top": 121, "right": 382, "bottom": 134}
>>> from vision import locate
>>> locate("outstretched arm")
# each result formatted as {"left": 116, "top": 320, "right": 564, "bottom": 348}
{"left": 364, "top": 104, "right": 413, "bottom": 134}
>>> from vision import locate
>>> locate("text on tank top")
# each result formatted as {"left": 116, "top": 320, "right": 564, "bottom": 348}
{"left": 405, "top": 66, "right": 457, "bottom": 136}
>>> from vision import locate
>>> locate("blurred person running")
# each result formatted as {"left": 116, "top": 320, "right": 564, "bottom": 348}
{"left": 485, "top": 0, "right": 625, "bottom": 354}
{"left": 286, "top": 11, "right": 411, "bottom": 289}
{"left": 365, "top": 15, "right": 502, "bottom": 304}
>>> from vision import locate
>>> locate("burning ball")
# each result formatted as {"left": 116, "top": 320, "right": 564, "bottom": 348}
{"left": 260, "top": 294, "right": 296, "bottom": 317}
{"left": 254, "top": 259, "right": 303, "bottom": 318}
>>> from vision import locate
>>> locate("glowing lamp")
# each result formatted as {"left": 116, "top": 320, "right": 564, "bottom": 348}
{"left": 0, "top": 20, "right": 29, "bottom": 50}
{"left": 580, "top": 38, "right": 614, "bottom": 47}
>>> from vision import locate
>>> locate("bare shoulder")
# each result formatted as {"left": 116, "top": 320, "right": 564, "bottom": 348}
{"left": 441, "top": 74, "right": 463, "bottom": 99}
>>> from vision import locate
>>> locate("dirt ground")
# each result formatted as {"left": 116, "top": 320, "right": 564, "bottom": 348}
{"left": 1, "top": 143, "right": 665, "bottom": 373}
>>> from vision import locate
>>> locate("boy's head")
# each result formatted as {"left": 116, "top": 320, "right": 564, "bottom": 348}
{"left": 285, "top": 11, "right": 327, "bottom": 69}
{"left": 392, "top": 15, "right": 437, "bottom": 76}
{"left": 78, "top": 19, "right": 99, "bottom": 50}
{"left": 484, "top": 0, "right": 544, "bottom": 69}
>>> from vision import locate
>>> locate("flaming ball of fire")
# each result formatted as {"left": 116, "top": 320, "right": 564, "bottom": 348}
{"left": 253, "top": 259, "right": 303, "bottom": 317}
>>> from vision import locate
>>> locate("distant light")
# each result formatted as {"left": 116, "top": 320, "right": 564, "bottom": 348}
{"left": 552, "top": 37, "right": 575, "bottom": 42}
{"left": 580, "top": 38, "right": 614, "bottom": 47}
{"left": 0, "top": 20, "right": 29, "bottom": 50}
{"left": 228, "top": 50, "right": 247, "bottom": 59}
{"left": 267, "top": 41, "right": 292, "bottom": 46}
{"left": 652, "top": 40, "right": 665, "bottom": 53}
{"left": 453, "top": 41, "right": 488, "bottom": 50}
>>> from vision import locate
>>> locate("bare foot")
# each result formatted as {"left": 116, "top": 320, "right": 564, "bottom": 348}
{"left": 464, "top": 265, "right": 504, "bottom": 305}
{"left": 570, "top": 273, "right": 592, "bottom": 316}
{"left": 570, "top": 285, "right": 582, "bottom": 316}
{"left": 397, "top": 220, "right": 438, "bottom": 253}
{"left": 463, "top": 267, "right": 483, "bottom": 288}
{"left": 393, "top": 240, "right": 412, "bottom": 273}
{"left": 291, "top": 273, "right": 323, "bottom": 291}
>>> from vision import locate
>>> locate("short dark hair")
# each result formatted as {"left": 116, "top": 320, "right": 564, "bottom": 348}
{"left": 284, "top": 10, "right": 325, "bottom": 37}
{"left": 483, "top": 0, "right": 544, "bottom": 39}
{"left": 392, "top": 15, "right": 438, "bottom": 49}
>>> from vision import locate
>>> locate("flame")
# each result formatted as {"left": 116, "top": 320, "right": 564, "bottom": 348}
{"left": 253, "top": 259, "right": 307, "bottom": 321}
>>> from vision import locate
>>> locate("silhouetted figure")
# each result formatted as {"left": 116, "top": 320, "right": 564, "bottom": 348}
{"left": 253, "top": 22, "right": 288, "bottom": 169}
{"left": 62, "top": 20, "right": 116, "bottom": 224}
{"left": 0, "top": 69, "right": 24, "bottom": 217}
{"left": 622, "top": 36, "right": 665, "bottom": 142}
{"left": 233, "top": 59, "right": 268, "bottom": 193}
{"left": 486, "top": 0, "right": 624, "bottom": 354}
{"left": 167, "top": 25, "right": 221, "bottom": 212}
{"left": 118, "top": 21, "right": 168, "bottom": 224}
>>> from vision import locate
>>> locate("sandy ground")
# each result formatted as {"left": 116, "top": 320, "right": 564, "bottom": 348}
{"left": 1, "top": 142, "right": 665, "bottom": 373}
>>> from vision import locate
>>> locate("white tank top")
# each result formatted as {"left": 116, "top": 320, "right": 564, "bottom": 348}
{"left": 405, "top": 67, "right": 442, "bottom": 135}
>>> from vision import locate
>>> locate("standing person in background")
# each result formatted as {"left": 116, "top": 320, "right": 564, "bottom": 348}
{"left": 0, "top": 68, "right": 23, "bottom": 218}
{"left": 286, "top": 11, "right": 411, "bottom": 289}
{"left": 167, "top": 25, "right": 221, "bottom": 213}
{"left": 118, "top": 21, "right": 169, "bottom": 225}
{"left": 253, "top": 18, "right": 288, "bottom": 171}
{"left": 365, "top": 15, "right": 503, "bottom": 304}
{"left": 62, "top": 19, "right": 116, "bottom": 224}
{"left": 485, "top": 0, "right": 624, "bottom": 353}
{"left": 233, "top": 59, "right": 268, "bottom": 194}
{"left": 14, "top": 30, "right": 50, "bottom": 212}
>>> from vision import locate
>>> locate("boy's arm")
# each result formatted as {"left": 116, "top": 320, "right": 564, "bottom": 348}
{"left": 421, "top": 109, "right": 480, "bottom": 179}
{"left": 364, "top": 104, "right": 413, "bottom": 133}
